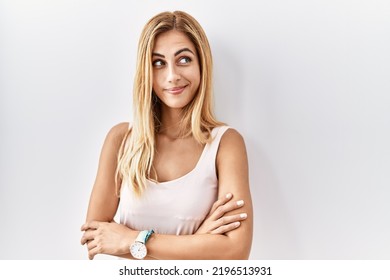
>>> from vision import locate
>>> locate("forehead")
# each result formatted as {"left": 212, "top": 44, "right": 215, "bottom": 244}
{"left": 153, "top": 30, "right": 196, "bottom": 53}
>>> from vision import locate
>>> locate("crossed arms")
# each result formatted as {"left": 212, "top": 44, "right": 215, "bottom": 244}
{"left": 80, "top": 123, "right": 253, "bottom": 259}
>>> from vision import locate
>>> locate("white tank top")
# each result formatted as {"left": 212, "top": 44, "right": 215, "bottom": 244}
{"left": 119, "top": 126, "right": 230, "bottom": 235}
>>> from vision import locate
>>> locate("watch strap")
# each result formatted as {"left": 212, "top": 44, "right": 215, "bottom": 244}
{"left": 135, "top": 229, "right": 154, "bottom": 244}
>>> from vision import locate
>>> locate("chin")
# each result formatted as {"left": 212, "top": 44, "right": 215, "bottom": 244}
{"left": 162, "top": 98, "right": 193, "bottom": 110}
{"left": 166, "top": 103, "right": 189, "bottom": 110}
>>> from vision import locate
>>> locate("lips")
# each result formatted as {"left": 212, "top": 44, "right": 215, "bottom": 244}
{"left": 165, "top": 85, "right": 187, "bottom": 95}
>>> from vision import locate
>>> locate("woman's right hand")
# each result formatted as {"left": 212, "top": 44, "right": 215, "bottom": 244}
{"left": 195, "top": 193, "right": 247, "bottom": 235}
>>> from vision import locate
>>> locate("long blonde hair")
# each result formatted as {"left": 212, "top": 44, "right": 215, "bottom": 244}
{"left": 116, "top": 11, "right": 223, "bottom": 196}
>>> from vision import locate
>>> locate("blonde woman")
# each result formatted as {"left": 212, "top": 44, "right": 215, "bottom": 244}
{"left": 81, "top": 11, "right": 253, "bottom": 260}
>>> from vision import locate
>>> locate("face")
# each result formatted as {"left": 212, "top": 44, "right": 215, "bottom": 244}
{"left": 152, "top": 30, "right": 201, "bottom": 111}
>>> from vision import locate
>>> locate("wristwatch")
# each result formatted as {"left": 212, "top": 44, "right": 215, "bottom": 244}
{"left": 129, "top": 229, "right": 154, "bottom": 259}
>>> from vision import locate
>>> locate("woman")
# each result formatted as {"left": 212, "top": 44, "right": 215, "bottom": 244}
{"left": 81, "top": 10, "right": 253, "bottom": 260}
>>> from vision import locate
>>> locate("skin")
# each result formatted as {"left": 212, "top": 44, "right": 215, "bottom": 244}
{"left": 152, "top": 30, "right": 200, "bottom": 114}
{"left": 151, "top": 30, "right": 202, "bottom": 180}
{"left": 81, "top": 30, "right": 253, "bottom": 259}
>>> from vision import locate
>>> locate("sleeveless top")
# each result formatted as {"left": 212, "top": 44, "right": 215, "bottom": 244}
{"left": 119, "top": 126, "right": 230, "bottom": 235}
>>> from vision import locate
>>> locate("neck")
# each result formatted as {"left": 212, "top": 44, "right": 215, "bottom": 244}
{"left": 158, "top": 107, "right": 187, "bottom": 139}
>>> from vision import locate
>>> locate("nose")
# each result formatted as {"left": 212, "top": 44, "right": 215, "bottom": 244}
{"left": 167, "top": 65, "right": 181, "bottom": 83}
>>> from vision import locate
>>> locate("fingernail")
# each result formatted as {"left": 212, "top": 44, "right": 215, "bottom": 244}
{"left": 240, "top": 213, "right": 247, "bottom": 219}
{"left": 226, "top": 193, "right": 232, "bottom": 199}
{"left": 234, "top": 221, "right": 241, "bottom": 227}
{"left": 237, "top": 200, "right": 244, "bottom": 206}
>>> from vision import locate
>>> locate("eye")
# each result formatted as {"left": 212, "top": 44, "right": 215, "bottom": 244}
{"left": 178, "top": 56, "right": 192, "bottom": 65}
{"left": 152, "top": 59, "right": 165, "bottom": 67}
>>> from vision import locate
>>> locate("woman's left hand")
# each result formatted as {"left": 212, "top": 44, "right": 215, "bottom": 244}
{"left": 195, "top": 193, "right": 247, "bottom": 235}
{"left": 81, "top": 221, "right": 136, "bottom": 260}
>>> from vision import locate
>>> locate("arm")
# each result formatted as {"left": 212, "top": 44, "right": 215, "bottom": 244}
{"left": 81, "top": 123, "right": 246, "bottom": 259}
{"left": 84, "top": 122, "right": 129, "bottom": 223}
{"left": 81, "top": 192, "right": 247, "bottom": 260}
{"left": 81, "top": 128, "right": 253, "bottom": 259}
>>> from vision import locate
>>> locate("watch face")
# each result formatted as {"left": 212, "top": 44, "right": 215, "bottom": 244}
{"left": 130, "top": 242, "right": 147, "bottom": 259}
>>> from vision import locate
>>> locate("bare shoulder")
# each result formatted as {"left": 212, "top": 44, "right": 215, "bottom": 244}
{"left": 218, "top": 128, "right": 247, "bottom": 158}
{"left": 105, "top": 122, "right": 130, "bottom": 147}
{"left": 220, "top": 128, "right": 245, "bottom": 146}
{"left": 216, "top": 128, "right": 248, "bottom": 174}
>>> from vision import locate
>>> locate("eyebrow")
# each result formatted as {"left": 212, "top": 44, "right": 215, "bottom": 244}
{"left": 152, "top": 48, "right": 195, "bottom": 58}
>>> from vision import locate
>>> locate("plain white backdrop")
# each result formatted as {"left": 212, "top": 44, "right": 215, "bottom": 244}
{"left": 0, "top": 0, "right": 389, "bottom": 259}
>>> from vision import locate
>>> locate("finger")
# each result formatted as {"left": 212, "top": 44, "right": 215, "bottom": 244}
{"left": 88, "top": 244, "right": 102, "bottom": 260}
{"left": 206, "top": 213, "right": 247, "bottom": 233}
{"left": 81, "top": 221, "right": 101, "bottom": 231}
{"left": 217, "top": 213, "right": 247, "bottom": 228}
{"left": 211, "top": 222, "right": 241, "bottom": 235}
{"left": 86, "top": 239, "right": 98, "bottom": 251}
{"left": 210, "top": 193, "right": 233, "bottom": 214}
{"left": 212, "top": 199, "right": 245, "bottom": 220}
{"left": 89, "top": 251, "right": 95, "bottom": 260}
{"left": 81, "top": 221, "right": 100, "bottom": 231}
{"left": 80, "top": 230, "right": 96, "bottom": 245}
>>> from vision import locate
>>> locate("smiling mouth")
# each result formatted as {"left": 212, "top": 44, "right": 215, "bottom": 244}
{"left": 165, "top": 85, "right": 187, "bottom": 94}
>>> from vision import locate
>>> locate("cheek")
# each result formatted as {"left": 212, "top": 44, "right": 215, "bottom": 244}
{"left": 192, "top": 69, "right": 201, "bottom": 89}
{"left": 184, "top": 66, "right": 200, "bottom": 86}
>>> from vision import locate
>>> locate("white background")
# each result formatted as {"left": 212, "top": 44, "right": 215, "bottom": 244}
{"left": 0, "top": 0, "right": 389, "bottom": 259}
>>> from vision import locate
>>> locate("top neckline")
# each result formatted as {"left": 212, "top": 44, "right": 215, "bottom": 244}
{"left": 146, "top": 137, "right": 209, "bottom": 185}
{"left": 146, "top": 126, "right": 224, "bottom": 185}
